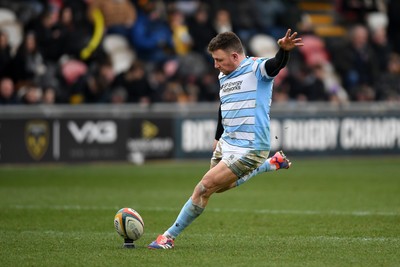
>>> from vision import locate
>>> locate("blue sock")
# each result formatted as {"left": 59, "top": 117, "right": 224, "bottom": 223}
{"left": 164, "top": 198, "right": 204, "bottom": 239}
{"left": 236, "top": 160, "right": 275, "bottom": 187}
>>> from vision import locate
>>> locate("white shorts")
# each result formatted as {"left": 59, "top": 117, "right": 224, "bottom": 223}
{"left": 210, "top": 139, "right": 269, "bottom": 178}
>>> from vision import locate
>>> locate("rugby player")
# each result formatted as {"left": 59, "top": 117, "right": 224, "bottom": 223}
{"left": 148, "top": 29, "right": 303, "bottom": 249}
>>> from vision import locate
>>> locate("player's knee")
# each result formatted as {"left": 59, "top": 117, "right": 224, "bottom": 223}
{"left": 196, "top": 182, "right": 208, "bottom": 195}
{"left": 193, "top": 180, "right": 213, "bottom": 198}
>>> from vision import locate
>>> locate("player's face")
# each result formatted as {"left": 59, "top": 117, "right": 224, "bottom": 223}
{"left": 211, "top": 49, "right": 238, "bottom": 75}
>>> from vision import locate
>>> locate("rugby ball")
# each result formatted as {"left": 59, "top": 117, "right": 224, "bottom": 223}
{"left": 114, "top": 208, "right": 144, "bottom": 241}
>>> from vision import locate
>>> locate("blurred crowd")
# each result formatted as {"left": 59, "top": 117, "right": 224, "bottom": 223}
{"left": 0, "top": 0, "right": 399, "bottom": 105}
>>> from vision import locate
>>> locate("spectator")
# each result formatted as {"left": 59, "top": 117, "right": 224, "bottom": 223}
{"left": 272, "top": 68, "right": 290, "bottom": 103}
{"left": 281, "top": 65, "right": 329, "bottom": 102}
{"left": 130, "top": 1, "right": 174, "bottom": 62}
{"left": 298, "top": 34, "right": 330, "bottom": 67}
{"left": 63, "top": 0, "right": 90, "bottom": 25}
{"left": 58, "top": 5, "right": 92, "bottom": 58}
{"left": 182, "top": 74, "right": 199, "bottom": 102}
{"left": 87, "top": 0, "right": 136, "bottom": 38}
{"left": 42, "top": 86, "right": 57, "bottom": 104}
{"left": 112, "top": 60, "right": 153, "bottom": 104}
{"left": 352, "top": 84, "right": 376, "bottom": 101}
{"left": 253, "top": 0, "right": 291, "bottom": 39}
{"left": 147, "top": 63, "right": 168, "bottom": 103}
{"left": 66, "top": 60, "right": 114, "bottom": 104}
{"left": 0, "top": 0, "right": 397, "bottom": 104}
{"left": 371, "top": 26, "right": 391, "bottom": 72}
{"left": 0, "top": 30, "right": 12, "bottom": 78}
{"left": 176, "top": 50, "right": 208, "bottom": 78}
{"left": 10, "top": 31, "right": 47, "bottom": 89}
{"left": 109, "top": 87, "right": 127, "bottom": 104}
{"left": 227, "top": 1, "right": 258, "bottom": 45}
{"left": 9, "top": 0, "right": 45, "bottom": 27}
{"left": 330, "top": 24, "right": 380, "bottom": 100}
{"left": 187, "top": 3, "right": 217, "bottom": 59}
{"left": 18, "top": 83, "right": 43, "bottom": 104}
{"left": 170, "top": 0, "right": 199, "bottom": 16}
{"left": 83, "top": 61, "right": 115, "bottom": 103}
{"left": 31, "top": 7, "right": 64, "bottom": 63}
{"left": 335, "top": 0, "right": 384, "bottom": 25}
{"left": 0, "top": 77, "right": 18, "bottom": 104}
{"left": 59, "top": 58, "right": 88, "bottom": 103}
{"left": 312, "top": 63, "right": 349, "bottom": 104}
{"left": 375, "top": 53, "right": 400, "bottom": 101}
{"left": 169, "top": 9, "right": 192, "bottom": 56}
{"left": 197, "top": 70, "right": 219, "bottom": 102}
{"left": 162, "top": 80, "right": 186, "bottom": 102}
{"left": 387, "top": 0, "right": 400, "bottom": 54}
{"left": 213, "top": 9, "right": 233, "bottom": 34}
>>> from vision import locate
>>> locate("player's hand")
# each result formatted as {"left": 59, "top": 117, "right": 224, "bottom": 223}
{"left": 277, "top": 29, "right": 304, "bottom": 51}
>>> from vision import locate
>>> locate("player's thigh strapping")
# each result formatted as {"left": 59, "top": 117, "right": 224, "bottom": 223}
{"left": 211, "top": 139, "right": 269, "bottom": 178}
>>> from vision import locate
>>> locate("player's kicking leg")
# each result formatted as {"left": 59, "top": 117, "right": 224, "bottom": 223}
{"left": 148, "top": 161, "right": 238, "bottom": 249}
{"left": 236, "top": 150, "right": 291, "bottom": 186}
{"left": 216, "top": 150, "right": 291, "bottom": 193}
{"left": 148, "top": 143, "right": 275, "bottom": 249}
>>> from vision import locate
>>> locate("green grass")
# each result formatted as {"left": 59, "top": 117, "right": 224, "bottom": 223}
{"left": 1, "top": 157, "right": 400, "bottom": 266}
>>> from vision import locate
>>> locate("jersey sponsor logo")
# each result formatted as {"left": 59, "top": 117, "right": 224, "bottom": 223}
{"left": 220, "top": 72, "right": 257, "bottom": 99}
{"left": 220, "top": 80, "right": 243, "bottom": 93}
{"left": 25, "top": 120, "right": 49, "bottom": 160}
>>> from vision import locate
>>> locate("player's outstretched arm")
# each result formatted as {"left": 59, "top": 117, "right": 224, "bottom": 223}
{"left": 265, "top": 29, "right": 304, "bottom": 77}
{"left": 277, "top": 29, "right": 304, "bottom": 51}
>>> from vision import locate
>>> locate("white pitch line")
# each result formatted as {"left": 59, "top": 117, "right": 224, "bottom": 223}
{"left": 8, "top": 204, "right": 400, "bottom": 217}
{"left": 175, "top": 233, "right": 400, "bottom": 243}
{"left": 15, "top": 230, "right": 400, "bottom": 244}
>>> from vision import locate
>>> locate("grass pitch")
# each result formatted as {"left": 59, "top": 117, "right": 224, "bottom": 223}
{"left": 0, "top": 156, "right": 399, "bottom": 266}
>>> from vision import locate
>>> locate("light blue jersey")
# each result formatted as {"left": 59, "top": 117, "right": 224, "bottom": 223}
{"left": 219, "top": 57, "right": 274, "bottom": 151}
